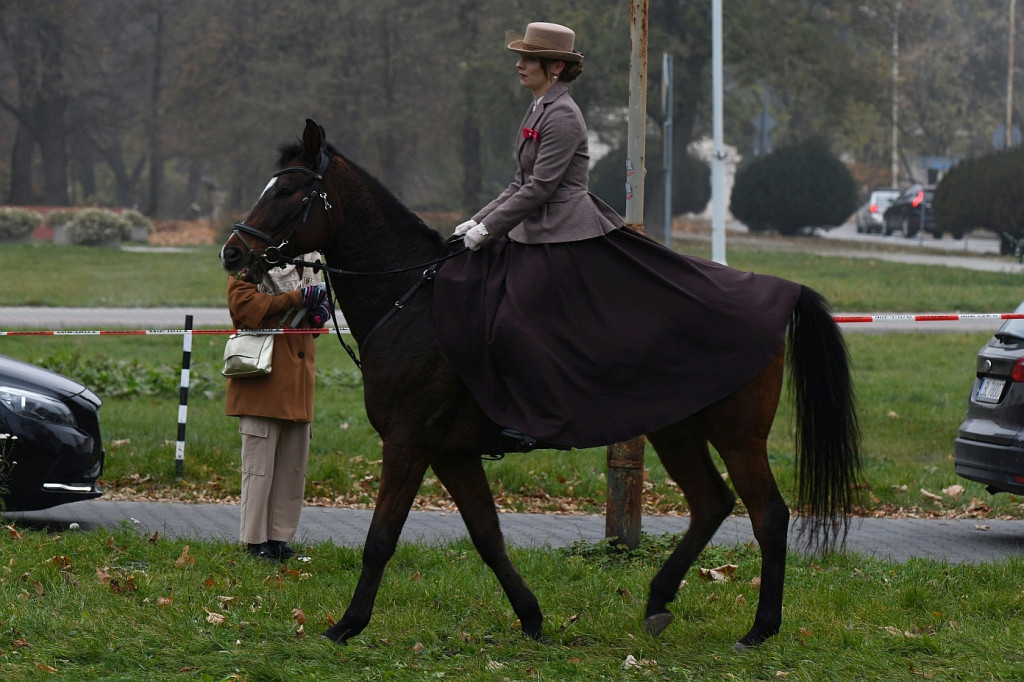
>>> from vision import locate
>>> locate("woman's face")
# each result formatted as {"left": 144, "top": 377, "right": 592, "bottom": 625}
{"left": 516, "top": 55, "right": 559, "bottom": 96}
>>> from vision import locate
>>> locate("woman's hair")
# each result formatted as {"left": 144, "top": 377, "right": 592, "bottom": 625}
{"left": 539, "top": 54, "right": 584, "bottom": 83}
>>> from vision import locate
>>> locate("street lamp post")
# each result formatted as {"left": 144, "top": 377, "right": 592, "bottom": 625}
{"left": 1009, "top": 0, "right": 1017, "bottom": 149}
{"left": 891, "top": 0, "right": 904, "bottom": 187}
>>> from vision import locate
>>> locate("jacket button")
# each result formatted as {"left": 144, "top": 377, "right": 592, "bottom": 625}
{"left": 298, "top": 351, "right": 305, "bottom": 359}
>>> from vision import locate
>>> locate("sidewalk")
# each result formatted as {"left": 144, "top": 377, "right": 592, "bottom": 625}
{"left": 4, "top": 500, "right": 1023, "bottom": 565}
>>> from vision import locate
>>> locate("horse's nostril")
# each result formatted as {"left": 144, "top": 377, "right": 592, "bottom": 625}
{"left": 221, "top": 246, "right": 241, "bottom": 267}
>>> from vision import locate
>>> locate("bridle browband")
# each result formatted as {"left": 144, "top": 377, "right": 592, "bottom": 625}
{"left": 228, "top": 139, "right": 468, "bottom": 371}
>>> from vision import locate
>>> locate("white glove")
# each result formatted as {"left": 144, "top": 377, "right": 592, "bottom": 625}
{"left": 464, "top": 223, "right": 490, "bottom": 251}
{"left": 453, "top": 219, "right": 477, "bottom": 237}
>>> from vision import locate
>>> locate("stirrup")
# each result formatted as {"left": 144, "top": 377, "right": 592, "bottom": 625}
{"left": 499, "top": 428, "right": 538, "bottom": 453}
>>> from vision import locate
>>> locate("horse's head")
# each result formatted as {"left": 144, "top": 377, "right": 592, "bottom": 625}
{"left": 220, "top": 119, "right": 335, "bottom": 282}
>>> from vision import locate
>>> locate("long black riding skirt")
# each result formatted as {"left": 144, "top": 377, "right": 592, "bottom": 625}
{"left": 432, "top": 228, "right": 802, "bottom": 449}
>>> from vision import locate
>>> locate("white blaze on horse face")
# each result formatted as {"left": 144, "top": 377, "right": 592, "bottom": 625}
{"left": 259, "top": 177, "right": 277, "bottom": 200}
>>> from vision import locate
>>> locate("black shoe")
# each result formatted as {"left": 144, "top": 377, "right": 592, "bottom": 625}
{"left": 246, "top": 542, "right": 276, "bottom": 560}
{"left": 266, "top": 540, "right": 296, "bottom": 561}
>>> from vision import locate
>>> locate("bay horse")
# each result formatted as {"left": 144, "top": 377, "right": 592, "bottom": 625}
{"left": 220, "top": 119, "right": 860, "bottom": 651}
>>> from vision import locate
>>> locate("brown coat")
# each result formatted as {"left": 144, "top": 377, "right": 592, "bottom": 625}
{"left": 473, "top": 81, "right": 624, "bottom": 244}
{"left": 224, "top": 277, "right": 317, "bottom": 422}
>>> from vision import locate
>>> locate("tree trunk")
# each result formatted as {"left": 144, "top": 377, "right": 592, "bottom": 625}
{"left": 8, "top": 123, "right": 35, "bottom": 205}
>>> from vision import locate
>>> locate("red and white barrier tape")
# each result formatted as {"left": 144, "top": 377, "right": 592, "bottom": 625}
{"left": 3, "top": 314, "right": 1024, "bottom": 336}
{"left": 834, "top": 313, "right": 1024, "bottom": 324}
{"left": 0, "top": 327, "right": 345, "bottom": 337}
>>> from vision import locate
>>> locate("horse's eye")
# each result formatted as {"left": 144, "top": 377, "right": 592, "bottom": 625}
{"left": 275, "top": 185, "right": 293, "bottom": 199}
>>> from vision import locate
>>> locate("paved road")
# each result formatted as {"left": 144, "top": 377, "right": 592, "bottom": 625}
{"left": 4, "top": 500, "right": 1023, "bottom": 564}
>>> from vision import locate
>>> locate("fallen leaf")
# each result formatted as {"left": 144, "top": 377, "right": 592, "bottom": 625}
{"left": 412, "top": 641, "right": 425, "bottom": 652}
{"left": 176, "top": 545, "right": 195, "bottom": 568}
{"left": 217, "top": 596, "right": 238, "bottom": 609}
{"left": 974, "top": 524, "right": 990, "bottom": 531}
{"left": 6, "top": 525, "right": 23, "bottom": 540}
{"left": 148, "top": 531, "right": 159, "bottom": 544}
{"left": 942, "top": 484, "right": 965, "bottom": 497}
{"left": 13, "top": 638, "right": 30, "bottom": 647}
{"left": 735, "top": 593, "right": 747, "bottom": 606}
{"left": 920, "top": 489, "right": 943, "bottom": 502}
{"left": 699, "top": 564, "right": 738, "bottom": 582}
{"left": 49, "top": 555, "right": 72, "bottom": 571}
{"left": 205, "top": 608, "right": 227, "bottom": 625}
{"left": 623, "top": 655, "right": 640, "bottom": 669}
{"left": 33, "top": 580, "right": 44, "bottom": 597}
{"left": 157, "top": 596, "right": 174, "bottom": 607}
{"left": 292, "top": 608, "right": 307, "bottom": 626}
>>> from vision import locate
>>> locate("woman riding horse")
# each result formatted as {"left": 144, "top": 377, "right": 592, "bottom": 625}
{"left": 218, "top": 24, "right": 860, "bottom": 650}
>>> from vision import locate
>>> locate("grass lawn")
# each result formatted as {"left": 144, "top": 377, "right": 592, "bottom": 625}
{"left": 2, "top": 238, "right": 1024, "bottom": 679}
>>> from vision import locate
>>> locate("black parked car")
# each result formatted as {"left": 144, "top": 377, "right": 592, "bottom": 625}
{"left": 955, "top": 303, "right": 1024, "bottom": 495}
{"left": 0, "top": 354, "right": 104, "bottom": 511}
{"left": 883, "top": 185, "right": 938, "bottom": 238}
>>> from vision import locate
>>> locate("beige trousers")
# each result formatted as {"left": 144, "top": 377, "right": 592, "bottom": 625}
{"left": 238, "top": 415, "right": 310, "bottom": 545}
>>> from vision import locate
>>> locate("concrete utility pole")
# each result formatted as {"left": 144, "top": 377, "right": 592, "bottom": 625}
{"left": 606, "top": 0, "right": 649, "bottom": 551}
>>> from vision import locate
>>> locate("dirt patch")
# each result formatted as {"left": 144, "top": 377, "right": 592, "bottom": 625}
{"left": 149, "top": 218, "right": 218, "bottom": 246}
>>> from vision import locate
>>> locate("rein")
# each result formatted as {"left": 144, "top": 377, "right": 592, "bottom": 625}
{"left": 231, "top": 142, "right": 469, "bottom": 371}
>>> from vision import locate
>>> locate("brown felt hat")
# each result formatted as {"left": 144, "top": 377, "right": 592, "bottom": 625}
{"left": 506, "top": 22, "right": 583, "bottom": 63}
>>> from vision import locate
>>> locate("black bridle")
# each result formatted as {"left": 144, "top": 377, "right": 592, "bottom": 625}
{"left": 231, "top": 144, "right": 333, "bottom": 268}
{"left": 229, "top": 143, "right": 468, "bottom": 371}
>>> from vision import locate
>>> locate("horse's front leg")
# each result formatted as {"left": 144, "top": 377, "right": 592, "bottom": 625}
{"left": 431, "top": 455, "right": 543, "bottom": 639}
{"left": 324, "top": 440, "right": 430, "bottom": 644}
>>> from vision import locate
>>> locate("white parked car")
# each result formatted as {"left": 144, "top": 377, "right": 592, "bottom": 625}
{"left": 855, "top": 188, "right": 901, "bottom": 234}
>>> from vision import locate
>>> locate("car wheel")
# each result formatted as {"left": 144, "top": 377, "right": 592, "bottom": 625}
{"left": 900, "top": 215, "right": 912, "bottom": 237}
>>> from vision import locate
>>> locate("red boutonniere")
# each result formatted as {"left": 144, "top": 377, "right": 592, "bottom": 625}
{"left": 522, "top": 127, "right": 540, "bottom": 142}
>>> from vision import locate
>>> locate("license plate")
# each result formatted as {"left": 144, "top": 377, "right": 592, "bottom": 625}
{"left": 977, "top": 378, "right": 1006, "bottom": 402}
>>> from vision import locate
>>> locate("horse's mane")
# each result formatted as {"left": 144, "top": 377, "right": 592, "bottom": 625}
{"left": 276, "top": 141, "right": 442, "bottom": 246}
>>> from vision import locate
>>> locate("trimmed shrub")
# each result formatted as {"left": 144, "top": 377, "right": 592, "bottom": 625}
{"left": 935, "top": 147, "right": 1024, "bottom": 247}
{"left": 67, "top": 208, "right": 131, "bottom": 244}
{"left": 730, "top": 139, "right": 857, "bottom": 235}
{"left": 121, "top": 209, "right": 153, "bottom": 241}
{"left": 589, "top": 143, "right": 711, "bottom": 218}
{"left": 45, "top": 208, "right": 78, "bottom": 228}
{"left": 0, "top": 207, "right": 42, "bottom": 239}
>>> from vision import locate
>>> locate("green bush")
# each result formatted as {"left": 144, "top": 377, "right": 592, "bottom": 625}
{"left": 935, "top": 147, "right": 1024, "bottom": 247}
{"left": 0, "top": 207, "right": 41, "bottom": 239}
{"left": 730, "top": 139, "right": 858, "bottom": 235}
{"left": 67, "top": 208, "right": 131, "bottom": 244}
{"left": 121, "top": 208, "right": 152, "bottom": 237}
{"left": 45, "top": 208, "right": 78, "bottom": 228}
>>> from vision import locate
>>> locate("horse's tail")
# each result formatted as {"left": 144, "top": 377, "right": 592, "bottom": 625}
{"left": 787, "top": 285, "right": 861, "bottom": 552}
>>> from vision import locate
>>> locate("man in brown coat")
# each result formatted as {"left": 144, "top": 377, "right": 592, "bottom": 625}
{"left": 225, "top": 259, "right": 324, "bottom": 560}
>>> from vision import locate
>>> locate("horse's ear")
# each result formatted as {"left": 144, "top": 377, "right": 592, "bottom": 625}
{"left": 302, "top": 119, "right": 323, "bottom": 159}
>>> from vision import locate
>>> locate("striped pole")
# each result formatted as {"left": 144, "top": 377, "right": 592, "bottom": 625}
{"left": 175, "top": 315, "right": 193, "bottom": 480}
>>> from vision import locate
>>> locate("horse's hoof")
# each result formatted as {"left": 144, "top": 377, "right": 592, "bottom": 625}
{"left": 644, "top": 612, "right": 674, "bottom": 636}
{"left": 732, "top": 640, "right": 751, "bottom": 652}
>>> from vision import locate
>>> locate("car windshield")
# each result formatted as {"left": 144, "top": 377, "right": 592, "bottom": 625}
{"left": 994, "top": 301, "right": 1024, "bottom": 342}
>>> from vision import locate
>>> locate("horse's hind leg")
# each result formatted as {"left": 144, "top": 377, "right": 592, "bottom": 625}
{"left": 704, "top": 349, "right": 789, "bottom": 650}
{"left": 324, "top": 442, "right": 431, "bottom": 644}
{"left": 643, "top": 420, "right": 737, "bottom": 636}
{"left": 431, "top": 455, "right": 543, "bottom": 639}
